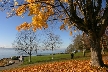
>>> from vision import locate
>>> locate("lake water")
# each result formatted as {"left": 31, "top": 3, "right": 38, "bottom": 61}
{"left": 0, "top": 48, "right": 66, "bottom": 59}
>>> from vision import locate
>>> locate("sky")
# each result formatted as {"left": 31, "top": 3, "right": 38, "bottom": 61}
{"left": 0, "top": 11, "right": 77, "bottom": 49}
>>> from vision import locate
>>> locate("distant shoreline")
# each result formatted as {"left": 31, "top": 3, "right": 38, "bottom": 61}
{"left": 0, "top": 48, "right": 65, "bottom": 59}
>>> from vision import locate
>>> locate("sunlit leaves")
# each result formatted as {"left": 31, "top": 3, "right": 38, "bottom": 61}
{"left": 32, "top": 13, "right": 48, "bottom": 29}
{"left": 60, "top": 0, "right": 69, "bottom": 3}
{"left": 3, "top": 58, "right": 108, "bottom": 72}
{"left": 60, "top": 24, "right": 65, "bottom": 30}
{"left": 74, "top": 29, "right": 76, "bottom": 32}
{"left": 4, "top": 0, "right": 73, "bottom": 33}
{"left": 28, "top": 3, "right": 41, "bottom": 16}
{"left": 64, "top": 18, "right": 69, "bottom": 24}
{"left": 16, "top": 22, "right": 31, "bottom": 31}
{"left": 70, "top": 31, "right": 72, "bottom": 36}
{"left": 15, "top": 1, "right": 54, "bottom": 31}
{"left": 16, "top": 5, "right": 26, "bottom": 16}
{"left": 26, "top": 0, "right": 35, "bottom": 3}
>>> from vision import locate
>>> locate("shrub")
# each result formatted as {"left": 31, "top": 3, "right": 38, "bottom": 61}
{"left": 11, "top": 56, "right": 19, "bottom": 60}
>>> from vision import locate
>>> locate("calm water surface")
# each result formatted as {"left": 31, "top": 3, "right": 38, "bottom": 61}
{"left": 0, "top": 48, "right": 65, "bottom": 59}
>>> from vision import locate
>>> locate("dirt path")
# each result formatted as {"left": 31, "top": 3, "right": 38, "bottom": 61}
{"left": 0, "top": 60, "right": 23, "bottom": 71}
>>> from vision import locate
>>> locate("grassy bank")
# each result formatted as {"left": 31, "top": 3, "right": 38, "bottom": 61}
{"left": 22, "top": 52, "right": 91, "bottom": 65}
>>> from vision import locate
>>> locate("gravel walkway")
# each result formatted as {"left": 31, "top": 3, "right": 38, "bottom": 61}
{"left": 0, "top": 60, "right": 23, "bottom": 71}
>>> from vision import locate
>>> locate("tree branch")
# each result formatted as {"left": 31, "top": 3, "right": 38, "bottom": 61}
{"left": 99, "top": 7, "right": 108, "bottom": 37}
{"left": 94, "top": 0, "right": 102, "bottom": 19}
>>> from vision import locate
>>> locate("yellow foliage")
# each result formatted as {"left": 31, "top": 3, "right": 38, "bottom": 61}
{"left": 16, "top": 22, "right": 31, "bottom": 31}
{"left": 14, "top": 0, "right": 70, "bottom": 32}
{"left": 68, "top": 26, "right": 71, "bottom": 29}
{"left": 26, "top": 0, "right": 35, "bottom": 3}
{"left": 32, "top": 27, "right": 37, "bottom": 32}
{"left": 40, "top": 0, "right": 54, "bottom": 4}
{"left": 16, "top": 5, "right": 26, "bottom": 16}
{"left": 15, "top": 1, "right": 54, "bottom": 31}
{"left": 70, "top": 31, "right": 72, "bottom": 35}
{"left": 16, "top": 26, "right": 21, "bottom": 31}
{"left": 74, "top": 29, "right": 76, "bottom": 32}
{"left": 64, "top": 18, "right": 69, "bottom": 24}
{"left": 60, "top": 24, "right": 65, "bottom": 30}
{"left": 28, "top": 3, "right": 41, "bottom": 16}
{"left": 31, "top": 14, "right": 48, "bottom": 30}
{"left": 46, "top": 6, "right": 54, "bottom": 15}
{"left": 60, "top": 0, "right": 69, "bottom": 3}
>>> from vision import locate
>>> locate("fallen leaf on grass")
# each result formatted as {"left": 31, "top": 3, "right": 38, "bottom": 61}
{"left": 2, "top": 57, "right": 108, "bottom": 72}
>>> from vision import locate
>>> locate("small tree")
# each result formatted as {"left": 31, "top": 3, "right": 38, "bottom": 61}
{"left": 69, "top": 34, "right": 90, "bottom": 56}
{"left": 65, "top": 44, "right": 74, "bottom": 53}
{"left": 12, "top": 29, "right": 40, "bottom": 62}
{"left": 73, "top": 34, "right": 83, "bottom": 50}
{"left": 66, "top": 35, "right": 83, "bottom": 54}
{"left": 43, "top": 32, "right": 62, "bottom": 59}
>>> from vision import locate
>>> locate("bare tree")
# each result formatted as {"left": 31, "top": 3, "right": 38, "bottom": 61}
{"left": 43, "top": 32, "right": 62, "bottom": 59}
{"left": 12, "top": 30, "right": 40, "bottom": 62}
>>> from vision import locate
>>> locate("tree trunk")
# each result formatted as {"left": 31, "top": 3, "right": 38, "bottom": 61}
{"left": 101, "top": 45, "right": 105, "bottom": 55}
{"left": 83, "top": 48, "right": 86, "bottom": 57}
{"left": 52, "top": 46, "right": 53, "bottom": 60}
{"left": 90, "top": 39, "right": 104, "bottom": 67}
{"left": 83, "top": 50, "right": 85, "bottom": 57}
{"left": 29, "top": 53, "right": 31, "bottom": 62}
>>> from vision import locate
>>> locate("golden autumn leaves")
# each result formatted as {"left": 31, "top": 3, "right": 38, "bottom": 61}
{"left": 16, "top": 5, "right": 26, "bottom": 16}
{"left": 15, "top": 0, "right": 54, "bottom": 32}
{"left": 14, "top": 0, "right": 74, "bottom": 34}
{"left": 26, "top": 0, "right": 36, "bottom": 3}
{"left": 3, "top": 59, "right": 108, "bottom": 72}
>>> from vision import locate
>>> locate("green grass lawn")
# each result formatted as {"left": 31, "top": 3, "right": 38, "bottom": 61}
{"left": 22, "top": 52, "right": 91, "bottom": 65}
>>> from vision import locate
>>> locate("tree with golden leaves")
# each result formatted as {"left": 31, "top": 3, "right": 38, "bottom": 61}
{"left": 1, "top": 0, "right": 108, "bottom": 67}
